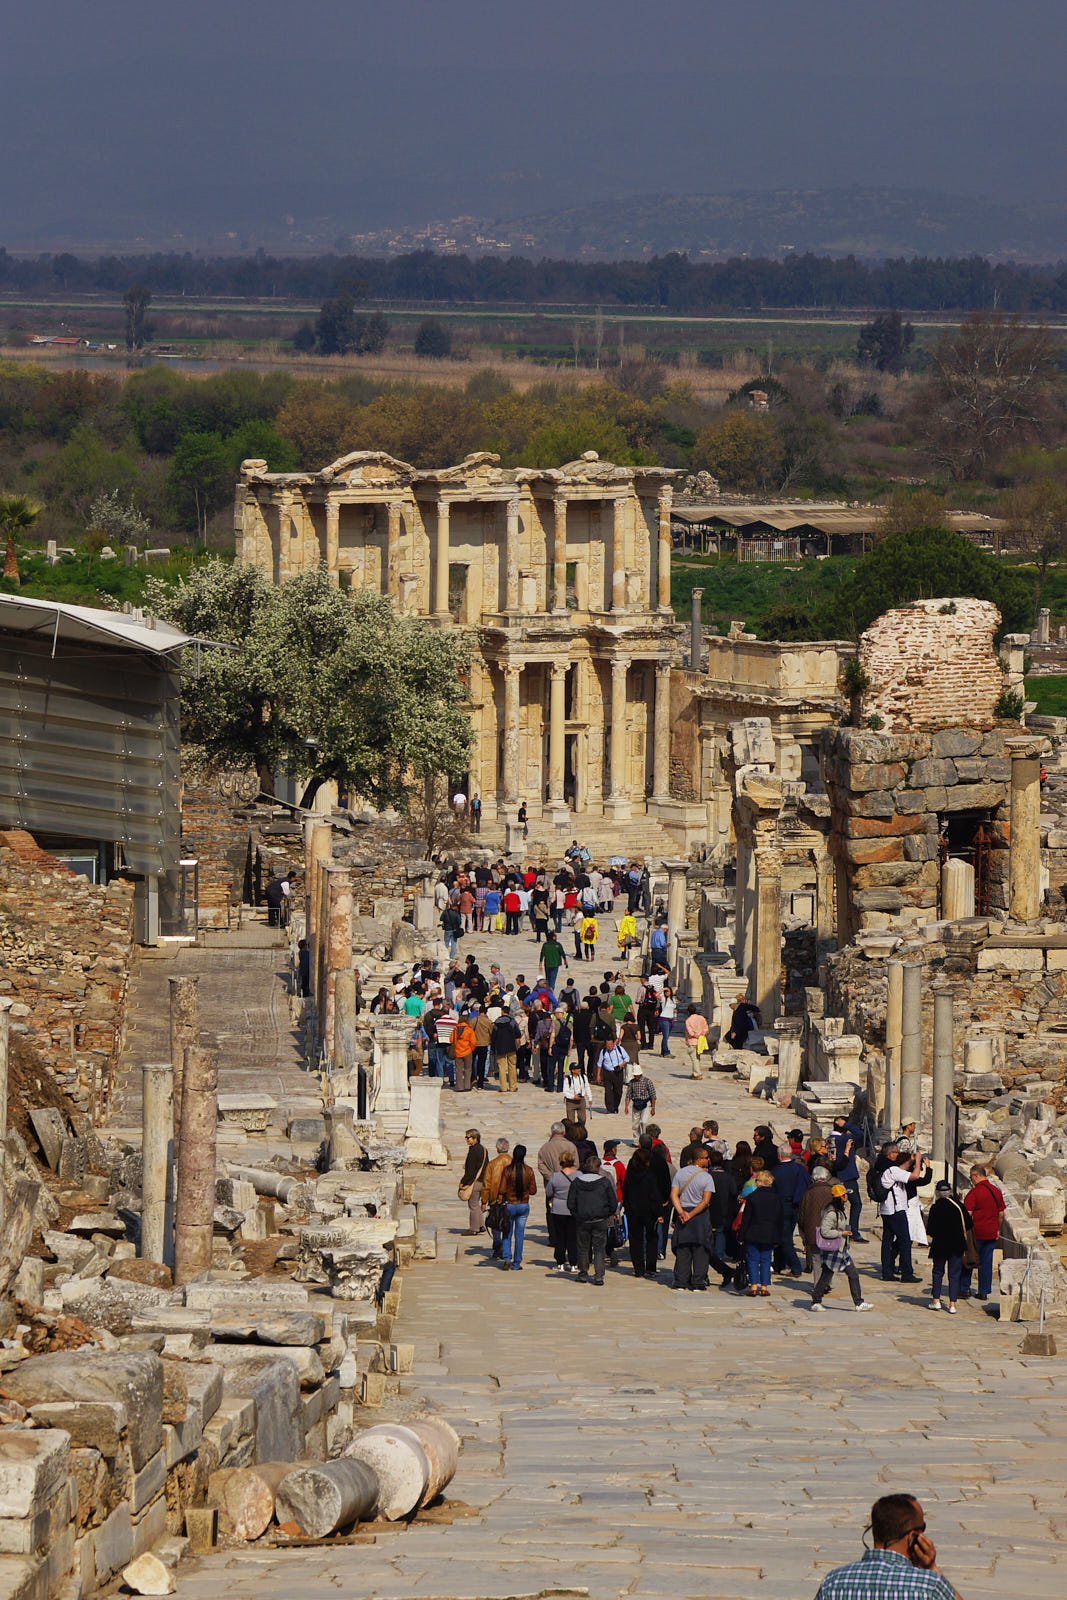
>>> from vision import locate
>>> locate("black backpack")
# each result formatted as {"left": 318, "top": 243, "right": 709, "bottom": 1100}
{"left": 865, "top": 1158, "right": 886, "bottom": 1203}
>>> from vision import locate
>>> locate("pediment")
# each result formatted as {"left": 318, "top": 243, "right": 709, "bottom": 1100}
{"left": 316, "top": 450, "right": 417, "bottom": 487}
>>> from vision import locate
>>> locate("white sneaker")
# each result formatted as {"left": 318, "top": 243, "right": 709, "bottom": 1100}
{"left": 855, "top": 1301, "right": 874, "bottom": 1312}
{"left": 930, "top": 1299, "right": 942, "bottom": 1311}
{"left": 809, "top": 1301, "right": 825, "bottom": 1312}
{"left": 554, "top": 1263, "right": 566, "bottom": 1273}
{"left": 947, "top": 1303, "right": 957, "bottom": 1313}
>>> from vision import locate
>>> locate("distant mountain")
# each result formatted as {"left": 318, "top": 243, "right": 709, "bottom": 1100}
{"left": 457, "top": 188, "right": 1067, "bottom": 263}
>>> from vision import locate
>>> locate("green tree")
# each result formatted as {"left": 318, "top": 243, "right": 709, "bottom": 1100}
{"left": 313, "top": 293, "right": 389, "bottom": 356}
{"left": 88, "top": 488, "right": 152, "bottom": 544}
{"left": 821, "top": 525, "right": 1034, "bottom": 639}
{"left": 856, "top": 309, "right": 915, "bottom": 373}
{"left": 0, "top": 495, "right": 41, "bottom": 588}
{"left": 149, "top": 562, "right": 472, "bottom": 802}
{"left": 123, "top": 285, "right": 152, "bottom": 351}
{"left": 224, "top": 419, "right": 299, "bottom": 474}
{"left": 168, "top": 432, "right": 232, "bottom": 542}
{"left": 878, "top": 489, "right": 949, "bottom": 539}
{"left": 413, "top": 318, "right": 453, "bottom": 359}
{"left": 1006, "top": 478, "right": 1067, "bottom": 579}
{"left": 691, "top": 410, "right": 782, "bottom": 492}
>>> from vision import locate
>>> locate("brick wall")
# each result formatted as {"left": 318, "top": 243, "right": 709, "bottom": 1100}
{"left": 859, "top": 598, "right": 1004, "bottom": 731}
{"left": 0, "top": 831, "right": 135, "bottom": 1116}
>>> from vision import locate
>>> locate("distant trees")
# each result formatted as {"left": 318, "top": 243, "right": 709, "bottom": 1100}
{"left": 413, "top": 318, "right": 453, "bottom": 359}
{"left": 857, "top": 309, "right": 915, "bottom": 372}
{"left": 123, "top": 286, "right": 152, "bottom": 351}
{"left": 292, "top": 286, "right": 389, "bottom": 357}
{"left": 914, "top": 312, "right": 1056, "bottom": 479}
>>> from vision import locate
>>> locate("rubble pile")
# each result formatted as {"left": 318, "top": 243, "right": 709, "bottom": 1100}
{"left": 0, "top": 833, "right": 134, "bottom": 1116}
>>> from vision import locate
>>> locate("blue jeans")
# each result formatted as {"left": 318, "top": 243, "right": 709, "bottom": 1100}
{"left": 932, "top": 1254, "right": 963, "bottom": 1302}
{"left": 426, "top": 1044, "right": 442, "bottom": 1078}
{"left": 746, "top": 1244, "right": 773, "bottom": 1287}
{"left": 502, "top": 1203, "right": 529, "bottom": 1266}
{"left": 844, "top": 1180, "right": 863, "bottom": 1237}
{"left": 658, "top": 1017, "right": 672, "bottom": 1055}
{"left": 444, "top": 931, "right": 458, "bottom": 959}
{"left": 552, "top": 910, "right": 563, "bottom": 932}
{"left": 961, "top": 1237, "right": 996, "bottom": 1297}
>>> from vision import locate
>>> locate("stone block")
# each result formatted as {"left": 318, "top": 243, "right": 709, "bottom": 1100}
{"left": 57, "top": 1139, "right": 87, "bottom": 1185}
{"left": 183, "top": 1508, "right": 217, "bottom": 1552}
{"left": 0, "top": 1435, "right": 69, "bottom": 1520}
{"left": 844, "top": 838, "right": 905, "bottom": 866}
{"left": 209, "top": 1310, "right": 324, "bottom": 1347}
{"left": 27, "top": 1401, "right": 125, "bottom": 1458}
{"left": 2, "top": 1352, "right": 163, "bottom": 1471}
{"left": 909, "top": 757, "right": 958, "bottom": 787}
{"left": 855, "top": 861, "right": 923, "bottom": 888}
{"left": 11, "top": 1262, "right": 43, "bottom": 1312}
{"left": 903, "top": 833, "right": 939, "bottom": 862}
{"left": 27, "top": 1111, "right": 66, "bottom": 1172}
{"left": 1045, "top": 948, "right": 1067, "bottom": 969}
{"left": 209, "top": 1342, "right": 324, "bottom": 1390}
{"left": 288, "top": 1116, "right": 326, "bottom": 1145}
{"left": 852, "top": 888, "right": 904, "bottom": 912}
{"left": 0, "top": 1480, "right": 73, "bottom": 1555}
{"left": 848, "top": 790, "right": 897, "bottom": 818}
{"left": 88, "top": 1502, "right": 131, "bottom": 1584}
{"left": 129, "top": 1450, "right": 166, "bottom": 1515}
{"left": 846, "top": 762, "right": 906, "bottom": 793}
{"left": 931, "top": 729, "right": 981, "bottom": 758}
{"left": 184, "top": 1282, "right": 308, "bottom": 1312}
{"left": 941, "top": 781, "right": 1005, "bottom": 812}
{"left": 976, "top": 947, "right": 1045, "bottom": 971}
{"left": 162, "top": 1413, "right": 202, "bottom": 1469}
{"left": 216, "top": 1356, "right": 303, "bottom": 1463}
{"left": 0, "top": 1557, "right": 47, "bottom": 1600}
{"left": 845, "top": 813, "right": 922, "bottom": 839}
{"left": 128, "top": 1495, "right": 167, "bottom": 1561}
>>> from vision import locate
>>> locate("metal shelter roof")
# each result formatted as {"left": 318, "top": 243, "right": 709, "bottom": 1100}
{"left": 0, "top": 594, "right": 193, "bottom": 656}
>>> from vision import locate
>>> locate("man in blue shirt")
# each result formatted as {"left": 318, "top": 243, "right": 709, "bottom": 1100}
{"left": 830, "top": 1114, "right": 867, "bottom": 1242}
{"left": 815, "top": 1493, "right": 962, "bottom": 1598}
{"left": 772, "top": 1150, "right": 811, "bottom": 1276}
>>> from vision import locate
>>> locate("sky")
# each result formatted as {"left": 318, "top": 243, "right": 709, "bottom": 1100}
{"left": 3, "top": 0, "right": 1066, "bottom": 248}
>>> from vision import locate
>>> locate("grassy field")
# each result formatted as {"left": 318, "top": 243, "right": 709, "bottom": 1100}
{"left": 1026, "top": 676, "right": 1067, "bottom": 716}
{"left": 671, "top": 553, "right": 859, "bottom": 637}
{"left": 0, "top": 546, "right": 208, "bottom": 609}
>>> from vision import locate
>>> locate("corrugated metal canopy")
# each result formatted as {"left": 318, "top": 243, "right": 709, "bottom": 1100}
{"left": 673, "top": 504, "right": 1006, "bottom": 537}
{"left": 0, "top": 598, "right": 184, "bottom": 875}
{"left": 0, "top": 594, "right": 193, "bottom": 655}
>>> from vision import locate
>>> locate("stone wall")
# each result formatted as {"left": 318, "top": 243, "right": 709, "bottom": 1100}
{"left": 857, "top": 598, "right": 1004, "bottom": 731}
{"left": 0, "top": 832, "right": 134, "bottom": 1117}
{"left": 824, "top": 726, "right": 1013, "bottom": 934}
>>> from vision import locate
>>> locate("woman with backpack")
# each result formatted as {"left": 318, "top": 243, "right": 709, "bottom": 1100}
{"left": 809, "top": 1182, "right": 873, "bottom": 1312}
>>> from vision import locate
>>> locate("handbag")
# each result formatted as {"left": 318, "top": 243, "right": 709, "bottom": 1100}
{"left": 961, "top": 1227, "right": 980, "bottom": 1271}
{"left": 815, "top": 1228, "right": 843, "bottom": 1252}
{"left": 486, "top": 1201, "right": 511, "bottom": 1236}
{"left": 458, "top": 1152, "right": 487, "bottom": 1202}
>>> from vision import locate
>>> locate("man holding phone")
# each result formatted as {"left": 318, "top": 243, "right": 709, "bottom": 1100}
{"left": 815, "top": 1494, "right": 962, "bottom": 1597}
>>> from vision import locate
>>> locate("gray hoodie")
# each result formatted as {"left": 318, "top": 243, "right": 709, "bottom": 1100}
{"left": 565, "top": 1171, "right": 618, "bottom": 1221}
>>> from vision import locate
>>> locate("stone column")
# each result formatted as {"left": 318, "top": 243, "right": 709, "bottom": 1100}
{"left": 931, "top": 988, "right": 954, "bottom": 1165}
{"left": 168, "top": 975, "right": 199, "bottom": 1139}
{"left": 884, "top": 959, "right": 903, "bottom": 1129}
{"left": 141, "top": 1061, "right": 174, "bottom": 1268}
{"left": 325, "top": 497, "right": 339, "bottom": 581}
{"left": 899, "top": 963, "right": 922, "bottom": 1129}
{"left": 386, "top": 502, "right": 402, "bottom": 598}
{"left": 503, "top": 663, "right": 520, "bottom": 806}
{"left": 505, "top": 496, "right": 520, "bottom": 612}
{"left": 773, "top": 1016, "right": 804, "bottom": 1101}
{"left": 0, "top": 998, "right": 10, "bottom": 1147}
{"left": 434, "top": 500, "right": 450, "bottom": 616}
{"left": 1036, "top": 607, "right": 1051, "bottom": 645}
{"left": 751, "top": 847, "right": 782, "bottom": 1025}
{"left": 690, "top": 587, "right": 703, "bottom": 668}
{"left": 277, "top": 492, "right": 292, "bottom": 579}
{"left": 333, "top": 970, "right": 358, "bottom": 1076}
{"left": 1008, "top": 744, "right": 1042, "bottom": 922}
{"left": 666, "top": 862, "right": 688, "bottom": 969}
{"left": 370, "top": 1016, "right": 415, "bottom": 1140}
{"left": 605, "top": 657, "right": 631, "bottom": 819}
{"left": 941, "top": 858, "right": 975, "bottom": 921}
{"left": 552, "top": 498, "right": 567, "bottom": 612}
{"left": 652, "top": 663, "right": 671, "bottom": 802}
{"left": 323, "top": 866, "right": 354, "bottom": 1061}
{"left": 306, "top": 822, "right": 332, "bottom": 1018}
{"left": 547, "top": 661, "right": 567, "bottom": 812}
{"left": 815, "top": 852, "right": 836, "bottom": 964}
{"left": 173, "top": 1045, "right": 218, "bottom": 1285}
{"left": 612, "top": 498, "right": 627, "bottom": 611}
{"left": 734, "top": 834, "right": 754, "bottom": 981}
{"left": 658, "top": 487, "right": 672, "bottom": 611}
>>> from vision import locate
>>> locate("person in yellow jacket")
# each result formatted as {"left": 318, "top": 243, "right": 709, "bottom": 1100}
{"left": 617, "top": 910, "right": 637, "bottom": 956}
{"left": 580, "top": 912, "right": 599, "bottom": 962}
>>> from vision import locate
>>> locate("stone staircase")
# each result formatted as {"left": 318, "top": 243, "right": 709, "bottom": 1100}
{"left": 473, "top": 810, "right": 681, "bottom": 864}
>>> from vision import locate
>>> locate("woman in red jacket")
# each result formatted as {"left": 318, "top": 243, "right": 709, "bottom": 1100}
{"left": 961, "top": 1165, "right": 1005, "bottom": 1300}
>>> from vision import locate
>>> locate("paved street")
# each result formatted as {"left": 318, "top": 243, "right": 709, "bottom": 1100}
{"left": 175, "top": 914, "right": 1067, "bottom": 1600}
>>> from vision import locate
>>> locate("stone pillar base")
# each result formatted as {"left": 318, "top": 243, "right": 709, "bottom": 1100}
{"left": 603, "top": 797, "right": 632, "bottom": 822}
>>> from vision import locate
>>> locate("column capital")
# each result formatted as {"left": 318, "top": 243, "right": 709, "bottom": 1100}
{"left": 657, "top": 484, "right": 672, "bottom": 508}
{"left": 505, "top": 659, "right": 521, "bottom": 680}
{"left": 553, "top": 494, "right": 567, "bottom": 515}
{"left": 507, "top": 494, "right": 521, "bottom": 517}
{"left": 550, "top": 659, "right": 568, "bottom": 681}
